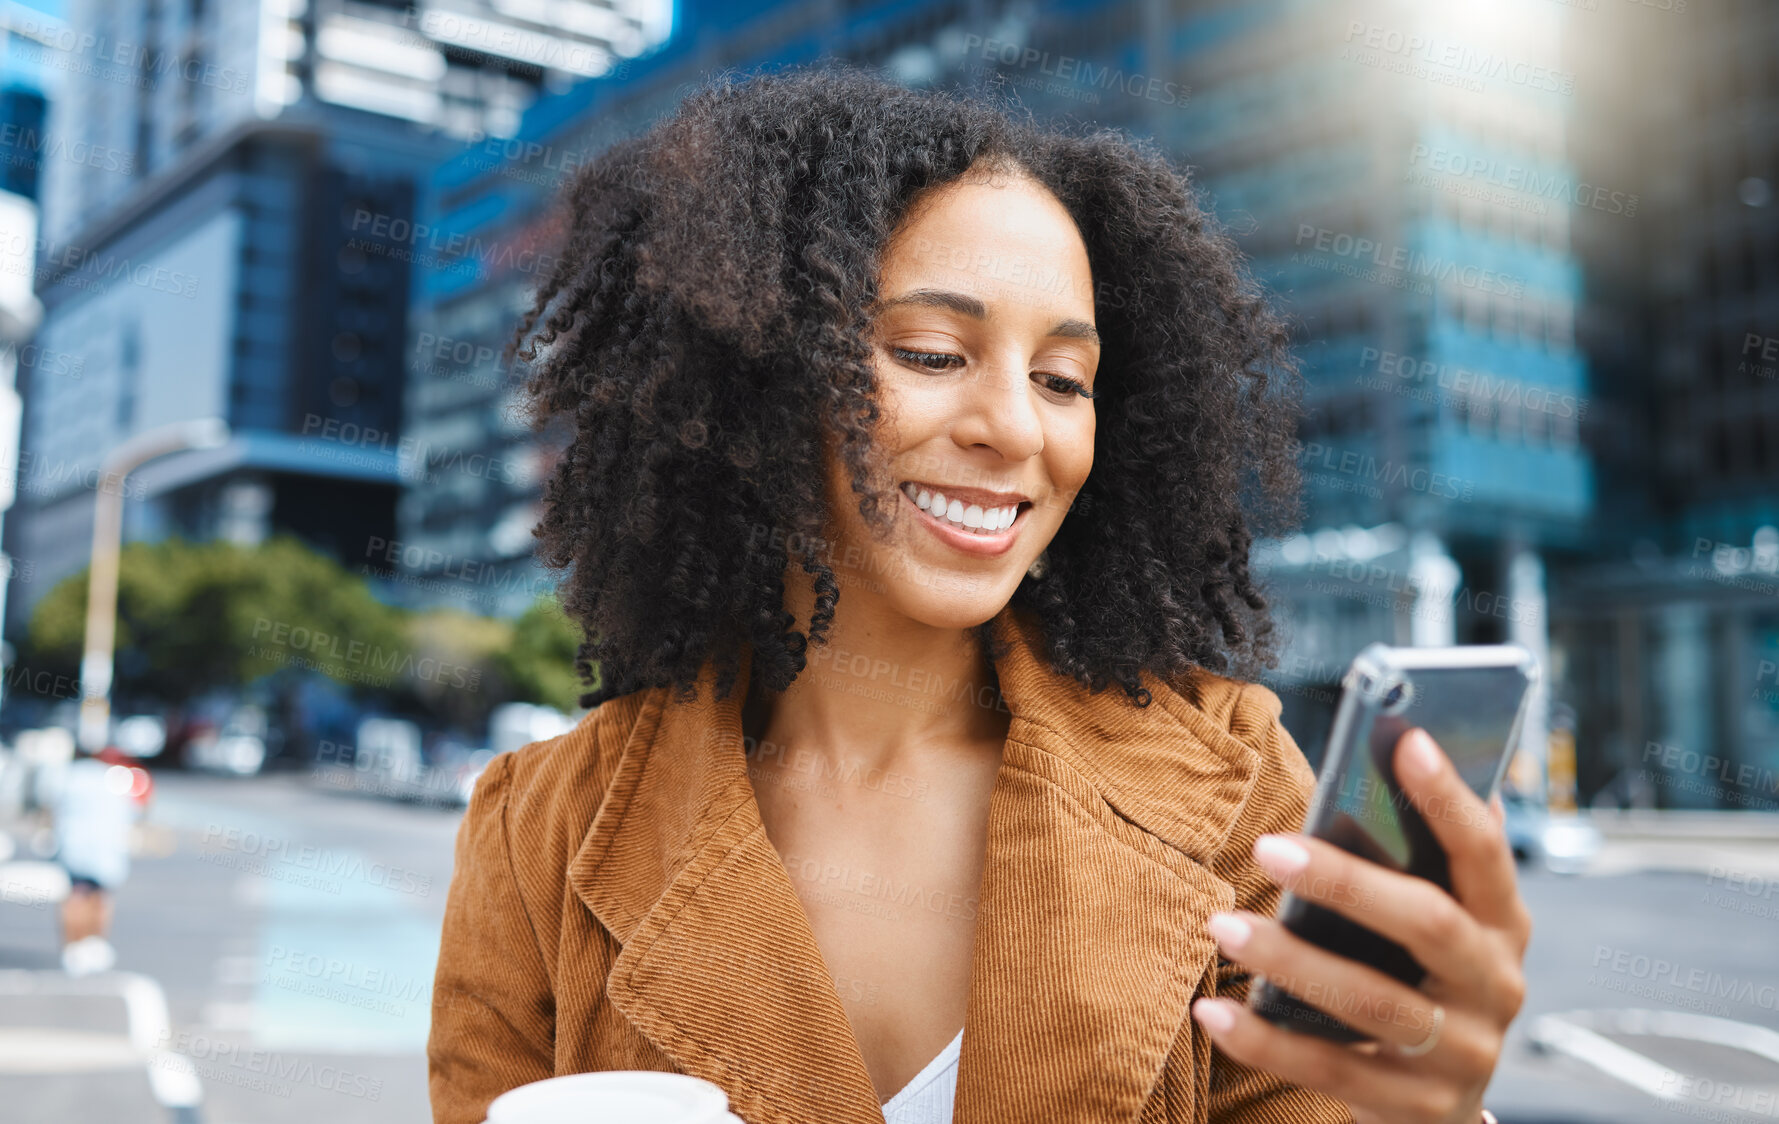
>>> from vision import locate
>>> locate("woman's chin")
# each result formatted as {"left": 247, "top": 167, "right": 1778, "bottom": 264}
{"left": 879, "top": 571, "right": 1024, "bottom": 632}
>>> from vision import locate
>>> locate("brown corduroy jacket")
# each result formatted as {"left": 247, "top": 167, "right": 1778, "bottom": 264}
{"left": 428, "top": 603, "right": 1356, "bottom": 1124}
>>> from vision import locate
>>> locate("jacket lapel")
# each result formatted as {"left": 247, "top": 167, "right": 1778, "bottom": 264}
{"left": 952, "top": 607, "right": 1261, "bottom": 1123}
{"left": 568, "top": 604, "right": 1263, "bottom": 1124}
{"left": 567, "top": 640, "right": 886, "bottom": 1123}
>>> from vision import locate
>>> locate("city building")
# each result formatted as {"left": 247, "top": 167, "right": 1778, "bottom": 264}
{"left": 3, "top": 0, "right": 672, "bottom": 641}
{"left": 0, "top": 0, "right": 61, "bottom": 683}
{"left": 1552, "top": 0, "right": 1779, "bottom": 810}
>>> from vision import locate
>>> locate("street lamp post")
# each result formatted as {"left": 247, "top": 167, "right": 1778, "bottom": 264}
{"left": 76, "top": 417, "right": 230, "bottom": 752}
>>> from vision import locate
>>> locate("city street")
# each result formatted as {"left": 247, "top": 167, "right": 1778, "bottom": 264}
{"left": 1, "top": 772, "right": 1776, "bottom": 1123}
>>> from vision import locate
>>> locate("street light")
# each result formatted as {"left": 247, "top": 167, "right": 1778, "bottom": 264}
{"left": 76, "top": 417, "right": 231, "bottom": 752}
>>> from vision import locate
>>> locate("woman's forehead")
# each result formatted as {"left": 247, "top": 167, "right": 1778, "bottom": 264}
{"left": 878, "top": 179, "right": 1096, "bottom": 323}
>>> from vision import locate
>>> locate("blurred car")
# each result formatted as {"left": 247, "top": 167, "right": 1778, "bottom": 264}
{"left": 112, "top": 715, "right": 167, "bottom": 759}
{"left": 184, "top": 704, "right": 270, "bottom": 776}
{"left": 453, "top": 703, "right": 578, "bottom": 805}
{"left": 1500, "top": 791, "right": 1603, "bottom": 874}
{"left": 1501, "top": 791, "right": 1546, "bottom": 865}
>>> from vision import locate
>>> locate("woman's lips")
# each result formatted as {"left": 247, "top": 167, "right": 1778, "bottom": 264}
{"left": 900, "top": 486, "right": 1028, "bottom": 558}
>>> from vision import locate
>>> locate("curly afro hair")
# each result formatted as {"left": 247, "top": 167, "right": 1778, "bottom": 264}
{"left": 510, "top": 63, "right": 1304, "bottom": 711}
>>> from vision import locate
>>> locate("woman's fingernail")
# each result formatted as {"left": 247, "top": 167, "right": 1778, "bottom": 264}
{"left": 1254, "top": 834, "right": 1310, "bottom": 879}
{"left": 1404, "top": 729, "right": 1442, "bottom": 779}
{"left": 1207, "top": 912, "right": 1252, "bottom": 952}
{"left": 1193, "top": 998, "right": 1236, "bottom": 1034}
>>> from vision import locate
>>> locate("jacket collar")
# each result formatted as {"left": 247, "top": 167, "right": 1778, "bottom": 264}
{"left": 568, "top": 602, "right": 1262, "bottom": 1123}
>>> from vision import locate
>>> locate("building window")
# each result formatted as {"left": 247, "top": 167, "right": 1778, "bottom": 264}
{"left": 1523, "top": 403, "right": 1550, "bottom": 448}
{"left": 116, "top": 322, "right": 140, "bottom": 431}
{"left": 1552, "top": 408, "right": 1579, "bottom": 449}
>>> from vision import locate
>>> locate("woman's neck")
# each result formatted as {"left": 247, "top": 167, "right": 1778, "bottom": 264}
{"left": 742, "top": 603, "right": 1010, "bottom": 776}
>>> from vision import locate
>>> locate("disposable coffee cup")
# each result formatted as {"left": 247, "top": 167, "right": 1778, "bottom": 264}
{"left": 483, "top": 1071, "right": 746, "bottom": 1123}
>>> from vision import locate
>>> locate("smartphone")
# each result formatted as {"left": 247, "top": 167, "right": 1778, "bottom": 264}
{"left": 1246, "top": 643, "right": 1539, "bottom": 1042}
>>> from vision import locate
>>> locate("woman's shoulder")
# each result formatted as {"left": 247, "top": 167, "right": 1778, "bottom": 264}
{"left": 466, "top": 688, "right": 661, "bottom": 841}
{"left": 1164, "top": 665, "right": 1303, "bottom": 769}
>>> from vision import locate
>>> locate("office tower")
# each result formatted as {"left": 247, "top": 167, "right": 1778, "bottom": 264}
{"left": 4, "top": 0, "right": 671, "bottom": 638}
{"left": 1554, "top": 0, "right": 1778, "bottom": 809}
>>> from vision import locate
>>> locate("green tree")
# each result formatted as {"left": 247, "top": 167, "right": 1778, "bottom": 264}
{"left": 493, "top": 594, "right": 590, "bottom": 714}
{"left": 24, "top": 535, "right": 409, "bottom": 703}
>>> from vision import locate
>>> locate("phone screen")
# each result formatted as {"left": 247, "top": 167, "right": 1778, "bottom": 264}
{"left": 1249, "top": 649, "right": 1534, "bottom": 1042}
{"left": 1325, "top": 662, "right": 1533, "bottom": 880}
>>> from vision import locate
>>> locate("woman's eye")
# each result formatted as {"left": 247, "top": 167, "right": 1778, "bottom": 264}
{"left": 891, "top": 347, "right": 964, "bottom": 372}
{"left": 1037, "top": 372, "right": 1096, "bottom": 400}
{"left": 891, "top": 348, "right": 1095, "bottom": 400}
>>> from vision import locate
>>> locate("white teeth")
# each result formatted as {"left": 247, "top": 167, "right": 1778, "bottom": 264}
{"left": 901, "top": 483, "right": 1022, "bottom": 535}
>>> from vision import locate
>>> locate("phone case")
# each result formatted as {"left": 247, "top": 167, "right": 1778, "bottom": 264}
{"left": 1246, "top": 642, "right": 1539, "bottom": 1042}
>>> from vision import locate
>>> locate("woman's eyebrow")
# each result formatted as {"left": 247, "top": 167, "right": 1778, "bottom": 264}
{"left": 878, "top": 287, "right": 1101, "bottom": 344}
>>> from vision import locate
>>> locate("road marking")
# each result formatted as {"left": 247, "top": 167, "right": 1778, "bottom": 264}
{"left": 0, "top": 1027, "right": 141, "bottom": 1072}
{"left": 0, "top": 969, "right": 204, "bottom": 1112}
{"left": 1605, "top": 1008, "right": 1779, "bottom": 1067}
{"left": 1527, "top": 1011, "right": 1687, "bottom": 1099}
{"left": 0, "top": 859, "right": 71, "bottom": 905}
{"left": 1529, "top": 1007, "right": 1779, "bottom": 1104}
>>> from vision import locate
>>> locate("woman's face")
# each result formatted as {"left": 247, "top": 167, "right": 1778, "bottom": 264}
{"left": 819, "top": 164, "right": 1100, "bottom": 631}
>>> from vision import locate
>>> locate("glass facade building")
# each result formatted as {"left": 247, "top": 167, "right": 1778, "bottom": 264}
{"left": 4, "top": 0, "right": 672, "bottom": 638}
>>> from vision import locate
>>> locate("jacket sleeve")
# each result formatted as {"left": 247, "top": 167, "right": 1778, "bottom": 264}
{"left": 428, "top": 751, "right": 556, "bottom": 1124}
{"left": 1205, "top": 684, "right": 1356, "bottom": 1124}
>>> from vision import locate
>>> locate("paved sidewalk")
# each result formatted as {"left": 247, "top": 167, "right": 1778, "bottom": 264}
{"left": 1578, "top": 810, "right": 1779, "bottom": 878}
{"left": 0, "top": 968, "right": 202, "bottom": 1122}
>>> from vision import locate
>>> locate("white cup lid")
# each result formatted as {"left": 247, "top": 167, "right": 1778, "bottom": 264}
{"left": 485, "top": 1071, "right": 738, "bottom": 1124}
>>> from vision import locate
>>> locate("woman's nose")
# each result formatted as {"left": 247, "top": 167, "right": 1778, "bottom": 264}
{"left": 951, "top": 361, "right": 1044, "bottom": 460}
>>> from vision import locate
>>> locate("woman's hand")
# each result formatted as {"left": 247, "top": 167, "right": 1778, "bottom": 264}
{"left": 1189, "top": 727, "right": 1533, "bottom": 1124}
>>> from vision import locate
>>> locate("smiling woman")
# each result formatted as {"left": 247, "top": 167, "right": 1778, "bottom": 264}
{"left": 426, "top": 64, "right": 1527, "bottom": 1124}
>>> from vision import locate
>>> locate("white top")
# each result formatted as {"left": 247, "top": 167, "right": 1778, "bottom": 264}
{"left": 880, "top": 1027, "right": 963, "bottom": 1124}
{"left": 51, "top": 758, "right": 136, "bottom": 889}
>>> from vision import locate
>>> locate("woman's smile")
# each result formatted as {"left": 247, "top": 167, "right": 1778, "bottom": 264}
{"left": 897, "top": 480, "right": 1032, "bottom": 557}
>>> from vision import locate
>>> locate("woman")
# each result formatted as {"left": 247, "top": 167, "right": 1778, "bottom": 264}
{"left": 428, "top": 66, "right": 1530, "bottom": 1124}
